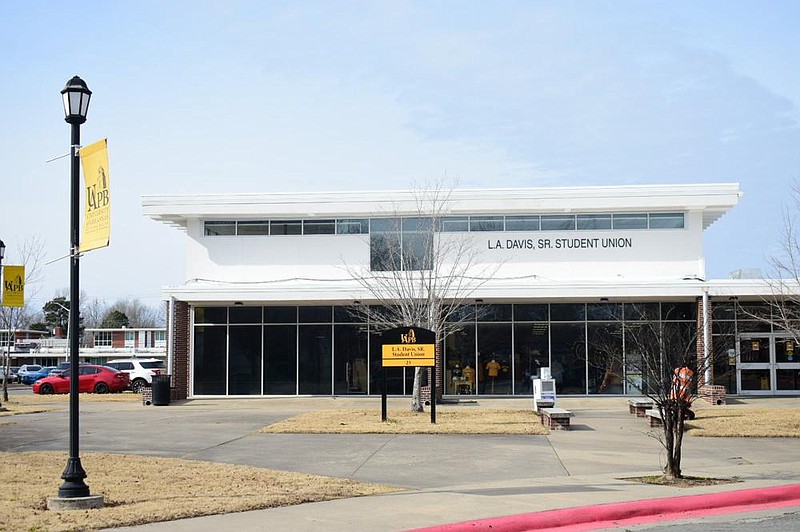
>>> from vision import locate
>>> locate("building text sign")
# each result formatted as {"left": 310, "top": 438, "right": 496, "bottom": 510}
{"left": 382, "top": 327, "right": 435, "bottom": 367}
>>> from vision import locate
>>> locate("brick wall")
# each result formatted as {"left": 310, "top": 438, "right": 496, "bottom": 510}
{"left": 170, "top": 301, "right": 190, "bottom": 400}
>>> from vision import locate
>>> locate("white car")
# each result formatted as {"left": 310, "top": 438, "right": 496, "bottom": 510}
{"left": 16, "top": 364, "right": 42, "bottom": 384}
{"left": 106, "top": 358, "right": 167, "bottom": 394}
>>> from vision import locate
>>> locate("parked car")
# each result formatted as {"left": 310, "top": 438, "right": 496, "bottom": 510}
{"left": 0, "top": 367, "right": 18, "bottom": 383}
{"left": 106, "top": 358, "right": 167, "bottom": 394}
{"left": 21, "top": 366, "right": 57, "bottom": 385}
{"left": 10, "top": 366, "right": 20, "bottom": 383}
{"left": 32, "top": 364, "right": 130, "bottom": 395}
{"left": 17, "top": 364, "right": 42, "bottom": 384}
{"left": 49, "top": 362, "right": 71, "bottom": 376}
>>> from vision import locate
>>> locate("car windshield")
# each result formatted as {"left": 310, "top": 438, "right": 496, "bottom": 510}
{"left": 141, "top": 361, "right": 166, "bottom": 369}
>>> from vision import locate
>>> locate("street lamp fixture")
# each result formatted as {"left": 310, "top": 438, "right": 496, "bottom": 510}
{"left": 0, "top": 239, "right": 6, "bottom": 262}
{"left": 53, "top": 75, "right": 99, "bottom": 505}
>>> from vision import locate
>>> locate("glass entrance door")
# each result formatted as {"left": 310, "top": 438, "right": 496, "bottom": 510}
{"left": 738, "top": 334, "right": 800, "bottom": 395}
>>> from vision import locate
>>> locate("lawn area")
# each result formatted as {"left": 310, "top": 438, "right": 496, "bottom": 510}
{"left": 0, "top": 451, "right": 399, "bottom": 532}
{"left": 686, "top": 407, "right": 800, "bottom": 437}
{"left": 261, "top": 408, "right": 549, "bottom": 434}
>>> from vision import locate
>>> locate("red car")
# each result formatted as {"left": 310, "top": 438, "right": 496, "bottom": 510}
{"left": 32, "top": 364, "right": 130, "bottom": 395}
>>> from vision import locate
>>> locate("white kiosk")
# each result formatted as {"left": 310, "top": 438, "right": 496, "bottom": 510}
{"left": 532, "top": 367, "right": 557, "bottom": 411}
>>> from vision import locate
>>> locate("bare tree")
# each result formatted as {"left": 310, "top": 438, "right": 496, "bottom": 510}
{"left": 589, "top": 305, "right": 732, "bottom": 480}
{"left": 345, "top": 182, "right": 500, "bottom": 412}
{"left": 107, "top": 298, "right": 164, "bottom": 327}
{"left": 2, "top": 236, "right": 46, "bottom": 404}
{"left": 746, "top": 181, "right": 800, "bottom": 340}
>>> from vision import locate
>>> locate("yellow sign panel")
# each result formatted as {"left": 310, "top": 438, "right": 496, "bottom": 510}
{"left": 80, "top": 138, "right": 111, "bottom": 252}
{"left": 2, "top": 265, "right": 25, "bottom": 307}
{"left": 382, "top": 344, "right": 435, "bottom": 367}
{"left": 383, "top": 358, "right": 435, "bottom": 367}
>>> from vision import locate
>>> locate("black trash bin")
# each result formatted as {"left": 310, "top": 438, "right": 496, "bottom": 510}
{"left": 151, "top": 374, "right": 171, "bottom": 406}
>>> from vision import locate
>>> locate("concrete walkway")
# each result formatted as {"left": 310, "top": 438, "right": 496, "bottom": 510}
{"left": 4, "top": 393, "right": 800, "bottom": 530}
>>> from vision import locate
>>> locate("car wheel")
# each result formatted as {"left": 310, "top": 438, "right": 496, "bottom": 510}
{"left": 94, "top": 382, "right": 110, "bottom": 394}
{"left": 39, "top": 383, "right": 54, "bottom": 395}
{"left": 131, "top": 379, "right": 147, "bottom": 394}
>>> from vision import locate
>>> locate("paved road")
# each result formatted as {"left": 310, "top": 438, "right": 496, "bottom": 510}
{"left": 3, "top": 391, "right": 800, "bottom": 531}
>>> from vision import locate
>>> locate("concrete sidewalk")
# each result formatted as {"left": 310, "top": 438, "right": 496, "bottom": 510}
{"left": 5, "top": 393, "right": 800, "bottom": 531}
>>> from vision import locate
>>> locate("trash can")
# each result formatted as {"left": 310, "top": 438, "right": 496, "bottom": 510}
{"left": 151, "top": 374, "right": 171, "bottom": 406}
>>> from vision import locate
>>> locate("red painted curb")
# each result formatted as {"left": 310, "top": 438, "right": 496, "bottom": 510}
{"left": 408, "top": 483, "right": 800, "bottom": 532}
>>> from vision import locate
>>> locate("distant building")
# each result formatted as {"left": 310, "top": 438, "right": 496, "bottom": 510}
{"left": 3, "top": 327, "right": 166, "bottom": 367}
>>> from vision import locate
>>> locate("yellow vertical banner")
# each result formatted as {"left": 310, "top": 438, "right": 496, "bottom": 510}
{"left": 2, "top": 265, "right": 25, "bottom": 307}
{"left": 79, "top": 138, "right": 111, "bottom": 252}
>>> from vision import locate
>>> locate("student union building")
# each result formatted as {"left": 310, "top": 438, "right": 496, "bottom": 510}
{"left": 142, "top": 183, "right": 800, "bottom": 400}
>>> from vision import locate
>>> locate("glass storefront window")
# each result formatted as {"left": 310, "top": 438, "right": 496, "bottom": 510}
{"left": 513, "top": 304, "right": 548, "bottom": 322}
{"left": 551, "top": 304, "right": 585, "bottom": 322}
{"left": 470, "top": 216, "right": 504, "bottom": 232}
{"left": 513, "top": 322, "right": 548, "bottom": 395}
{"left": 550, "top": 323, "right": 586, "bottom": 394}
{"left": 444, "top": 325, "right": 476, "bottom": 395}
{"left": 624, "top": 303, "right": 659, "bottom": 321}
{"left": 740, "top": 338, "right": 770, "bottom": 363}
{"left": 264, "top": 306, "right": 296, "bottom": 323}
{"left": 505, "top": 216, "right": 539, "bottom": 231}
{"left": 370, "top": 332, "right": 404, "bottom": 394}
{"left": 661, "top": 302, "right": 696, "bottom": 321}
{"left": 477, "top": 323, "right": 512, "bottom": 395}
{"left": 228, "top": 325, "right": 262, "bottom": 395}
{"left": 264, "top": 325, "right": 297, "bottom": 395}
{"left": 270, "top": 220, "right": 302, "bottom": 235}
{"left": 229, "top": 306, "right": 262, "bottom": 324}
{"left": 194, "top": 326, "right": 227, "bottom": 395}
{"left": 587, "top": 303, "right": 621, "bottom": 321}
{"left": 776, "top": 369, "right": 800, "bottom": 391}
{"left": 740, "top": 369, "right": 771, "bottom": 391}
{"left": 298, "top": 324, "right": 332, "bottom": 394}
{"left": 299, "top": 306, "right": 332, "bottom": 323}
{"left": 587, "top": 323, "right": 623, "bottom": 394}
{"left": 333, "top": 325, "right": 368, "bottom": 394}
{"left": 477, "top": 304, "right": 512, "bottom": 322}
{"left": 204, "top": 221, "right": 236, "bottom": 236}
{"left": 195, "top": 307, "right": 227, "bottom": 324}
{"left": 303, "top": 219, "right": 335, "bottom": 234}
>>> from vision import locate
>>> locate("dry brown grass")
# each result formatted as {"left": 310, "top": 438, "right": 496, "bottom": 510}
{"left": 686, "top": 408, "right": 800, "bottom": 437}
{"left": 0, "top": 451, "right": 399, "bottom": 531}
{"left": 261, "top": 408, "right": 549, "bottom": 435}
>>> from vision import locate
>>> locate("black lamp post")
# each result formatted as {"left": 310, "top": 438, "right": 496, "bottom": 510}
{"left": 58, "top": 75, "right": 91, "bottom": 499}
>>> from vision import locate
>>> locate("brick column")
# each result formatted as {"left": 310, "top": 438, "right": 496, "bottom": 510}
{"left": 170, "top": 301, "right": 191, "bottom": 400}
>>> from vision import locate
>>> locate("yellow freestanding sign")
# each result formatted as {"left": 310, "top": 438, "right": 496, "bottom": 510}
{"left": 2, "top": 265, "right": 25, "bottom": 307}
{"left": 79, "top": 138, "right": 110, "bottom": 252}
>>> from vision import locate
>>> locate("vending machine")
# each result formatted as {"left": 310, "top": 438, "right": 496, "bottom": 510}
{"left": 532, "top": 367, "right": 556, "bottom": 411}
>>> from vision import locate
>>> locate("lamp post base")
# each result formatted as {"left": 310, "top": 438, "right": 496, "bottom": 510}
{"left": 58, "top": 457, "right": 90, "bottom": 498}
{"left": 47, "top": 495, "right": 104, "bottom": 511}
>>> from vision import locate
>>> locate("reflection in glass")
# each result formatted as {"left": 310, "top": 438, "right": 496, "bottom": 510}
{"left": 299, "top": 325, "right": 332, "bottom": 394}
{"left": 194, "top": 326, "right": 226, "bottom": 395}
{"left": 228, "top": 326, "right": 261, "bottom": 395}
{"left": 334, "top": 325, "right": 368, "bottom": 394}
{"left": 478, "top": 323, "right": 512, "bottom": 394}
{"left": 587, "top": 323, "right": 623, "bottom": 394}
{"left": 740, "top": 369, "right": 771, "bottom": 391}
{"left": 444, "top": 326, "right": 475, "bottom": 395}
{"left": 551, "top": 323, "right": 586, "bottom": 394}
{"left": 514, "top": 323, "right": 548, "bottom": 395}
{"left": 264, "top": 325, "right": 297, "bottom": 394}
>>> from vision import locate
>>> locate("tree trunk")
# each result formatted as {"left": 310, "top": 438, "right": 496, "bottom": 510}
{"left": 411, "top": 367, "right": 424, "bottom": 412}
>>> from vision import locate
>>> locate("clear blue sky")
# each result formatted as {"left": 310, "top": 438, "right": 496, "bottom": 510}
{"left": 2, "top": 1, "right": 800, "bottom": 309}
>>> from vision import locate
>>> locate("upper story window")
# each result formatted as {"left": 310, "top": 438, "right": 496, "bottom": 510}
{"left": 94, "top": 331, "right": 112, "bottom": 347}
{"left": 370, "top": 217, "right": 433, "bottom": 271}
{"left": 204, "top": 212, "right": 685, "bottom": 237}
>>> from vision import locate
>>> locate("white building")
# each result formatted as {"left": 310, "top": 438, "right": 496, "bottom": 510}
{"left": 143, "top": 183, "right": 800, "bottom": 399}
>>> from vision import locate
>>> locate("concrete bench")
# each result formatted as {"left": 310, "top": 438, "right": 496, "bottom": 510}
{"left": 645, "top": 409, "right": 662, "bottom": 428}
{"left": 628, "top": 398, "right": 653, "bottom": 417}
{"left": 540, "top": 407, "right": 574, "bottom": 430}
{"left": 533, "top": 399, "right": 555, "bottom": 412}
